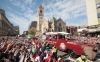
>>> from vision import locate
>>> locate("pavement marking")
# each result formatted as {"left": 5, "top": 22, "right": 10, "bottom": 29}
{"left": 88, "top": 60, "right": 93, "bottom": 62}
{"left": 97, "top": 59, "right": 100, "bottom": 60}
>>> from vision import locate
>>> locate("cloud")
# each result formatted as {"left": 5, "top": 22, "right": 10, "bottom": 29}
{"left": 79, "top": 19, "right": 88, "bottom": 26}
{"left": 7, "top": 10, "right": 37, "bottom": 34}
{"left": 6, "top": 6, "right": 12, "bottom": 10}
{"left": 24, "top": 13, "right": 37, "bottom": 21}
{"left": 7, "top": 0, "right": 87, "bottom": 34}
{"left": 9, "top": 0, "right": 21, "bottom": 7}
{"left": 15, "top": 11, "right": 22, "bottom": 16}
{"left": 9, "top": 0, "right": 35, "bottom": 11}
{"left": 7, "top": 12, "right": 30, "bottom": 34}
{"left": 66, "top": 19, "right": 87, "bottom": 26}
{"left": 8, "top": 0, "right": 37, "bottom": 34}
{"left": 44, "top": 0, "right": 87, "bottom": 23}
{"left": 24, "top": 0, "right": 32, "bottom": 5}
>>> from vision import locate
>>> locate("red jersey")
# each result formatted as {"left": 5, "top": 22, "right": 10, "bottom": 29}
{"left": 45, "top": 53, "right": 53, "bottom": 62}
{"left": 56, "top": 60, "right": 64, "bottom": 62}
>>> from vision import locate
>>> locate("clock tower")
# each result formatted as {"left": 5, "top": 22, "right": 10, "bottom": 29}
{"left": 37, "top": 4, "right": 44, "bottom": 33}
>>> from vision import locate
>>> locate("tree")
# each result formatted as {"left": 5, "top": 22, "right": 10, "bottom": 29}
{"left": 28, "top": 27, "right": 37, "bottom": 35}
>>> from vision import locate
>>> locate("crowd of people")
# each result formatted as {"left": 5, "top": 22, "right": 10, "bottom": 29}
{"left": 0, "top": 36, "right": 64, "bottom": 62}
{"left": 0, "top": 34, "right": 100, "bottom": 62}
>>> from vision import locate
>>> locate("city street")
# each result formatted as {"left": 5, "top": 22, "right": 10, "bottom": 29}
{"left": 47, "top": 47, "right": 100, "bottom": 62}
{"left": 57, "top": 50, "right": 76, "bottom": 62}
{"left": 57, "top": 50, "right": 100, "bottom": 62}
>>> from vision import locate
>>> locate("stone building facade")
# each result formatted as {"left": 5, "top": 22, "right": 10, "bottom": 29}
{"left": 29, "top": 21, "right": 37, "bottom": 29}
{"left": 0, "top": 9, "right": 19, "bottom": 36}
{"left": 86, "top": 0, "right": 100, "bottom": 25}
{"left": 37, "top": 4, "right": 48, "bottom": 34}
{"left": 49, "top": 17, "right": 66, "bottom": 32}
{"left": 29, "top": 5, "right": 66, "bottom": 35}
{"left": 66, "top": 26, "right": 78, "bottom": 35}
{"left": 13, "top": 26, "right": 20, "bottom": 35}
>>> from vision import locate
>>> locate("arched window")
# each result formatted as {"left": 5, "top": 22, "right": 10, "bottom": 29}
{"left": 59, "top": 23, "right": 61, "bottom": 26}
{"left": 40, "top": 10, "right": 42, "bottom": 14}
{"left": 58, "top": 23, "right": 62, "bottom": 32}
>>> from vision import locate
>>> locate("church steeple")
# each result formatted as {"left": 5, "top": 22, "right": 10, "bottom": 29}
{"left": 52, "top": 15, "right": 56, "bottom": 21}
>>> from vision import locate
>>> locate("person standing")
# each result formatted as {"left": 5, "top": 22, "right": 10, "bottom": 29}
{"left": 52, "top": 46, "right": 57, "bottom": 60}
{"left": 42, "top": 33, "right": 46, "bottom": 43}
{"left": 76, "top": 52, "right": 89, "bottom": 62}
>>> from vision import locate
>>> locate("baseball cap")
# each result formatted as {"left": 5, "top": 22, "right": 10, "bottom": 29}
{"left": 81, "top": 52, "right": 88, "bottom": 56}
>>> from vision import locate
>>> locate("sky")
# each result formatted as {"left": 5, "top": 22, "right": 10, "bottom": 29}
{"left": 0, "top": 0, "right": 88, "bottom": 34}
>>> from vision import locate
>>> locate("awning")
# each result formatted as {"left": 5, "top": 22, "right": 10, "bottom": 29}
{"left": 46, "top": 32, "right": 58, "bottom": 35}
{"left": 57, "top": 32, "right": 70, "bottom": 35}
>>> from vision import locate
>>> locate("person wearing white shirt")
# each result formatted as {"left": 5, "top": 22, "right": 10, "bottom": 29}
{"left": 35, "top": 55, "right": 40, "bottom": 62}
{"left": 42, "top": 34, "right": 46, "bottom": 43}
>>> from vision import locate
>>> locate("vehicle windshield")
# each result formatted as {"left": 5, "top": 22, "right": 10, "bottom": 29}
{"left": 46, "top": 34, "right": 66, "bottom": 41}
{"left": 58, "top": 34, "right": 65, "bottom": 39}
{"left": 67, "top": 38, "right": 76, "bottom": 41}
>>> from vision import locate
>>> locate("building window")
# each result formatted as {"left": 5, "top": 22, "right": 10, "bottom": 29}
{"left": 97, "top": 13, "right": 100, "bottom": 18}
{"left": 97, "top": 3, "right": 100, "bottom": 9}
{"left": 87, "top": 25, "right": 98, "bottom": 29}
{"left": 59, "top": 23, "right": 61, "bottom": 26}
{"left": 40, "top": 10, "right": 42, "bottom": 14}
{"left": 58, "top": 28, "right": 62, "bottom": 32}
{"left": 2, "top": 21, "right": 3, "bottom": 26}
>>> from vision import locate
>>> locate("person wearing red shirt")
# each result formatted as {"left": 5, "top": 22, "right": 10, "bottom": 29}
{"left": 45, "top": 50, "right": 53, "bottom": 62}
{"left": 57, "top": 35, "right": 59, "bottom": 40}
